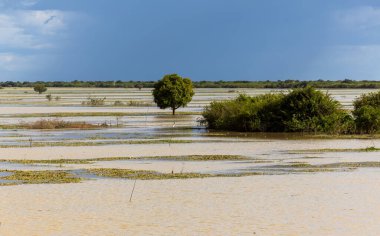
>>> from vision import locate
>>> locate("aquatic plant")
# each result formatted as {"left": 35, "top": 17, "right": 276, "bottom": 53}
{"left": 17, "top": 119, "right": 105, "bottom": 129}
{"left": 2, "top": 170, "right": 81, "bottom": 184}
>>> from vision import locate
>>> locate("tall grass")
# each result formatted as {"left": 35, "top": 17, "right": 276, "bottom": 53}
{"left": 19, "top": 119, "right": 107, "bottom": 129}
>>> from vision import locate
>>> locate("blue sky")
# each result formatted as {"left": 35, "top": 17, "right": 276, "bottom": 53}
{"left": 1, "top": 0, "right": 380, "bottom": 81}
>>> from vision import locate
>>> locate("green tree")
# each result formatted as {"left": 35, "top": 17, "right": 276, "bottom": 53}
{"left": 353, "top": 91, "right": 380, "bottom": 133}
{"left": 34, "top": 84, "right": 47, "bottom": 94}
{"left": 153, "top": 74, "right": 194, "bottom": 115}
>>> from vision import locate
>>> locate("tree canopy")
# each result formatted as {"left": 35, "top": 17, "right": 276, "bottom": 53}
{"left": 152, "top": 74, "right": 194, "bottom": 115}
{"left": 33, "top": 84, "right": 47, "bottom": 94}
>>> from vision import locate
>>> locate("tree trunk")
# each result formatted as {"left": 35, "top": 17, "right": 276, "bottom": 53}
{"left": 172, "top": 108, "right": 176, "bottom": 115}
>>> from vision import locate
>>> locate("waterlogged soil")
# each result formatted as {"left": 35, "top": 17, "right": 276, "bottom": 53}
{"left": 0, "top": 88, "right": 379, "bottom": 235}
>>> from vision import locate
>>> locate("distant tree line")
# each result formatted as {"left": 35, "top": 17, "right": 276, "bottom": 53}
{"left": 1, "top": 79, "right": 380, "bottom": 89}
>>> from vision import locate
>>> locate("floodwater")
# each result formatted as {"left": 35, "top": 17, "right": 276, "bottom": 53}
{"left": 0, "top": 87, "right": 379, "bottom": 235}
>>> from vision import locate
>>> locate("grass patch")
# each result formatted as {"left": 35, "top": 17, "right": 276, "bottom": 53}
{"left": 2, "top": 170, "right": 81, "bottom": 184}
{"left": 299, "top": 134, "right": 380, "bottom": 139}
{"left": 0, "top": 155, "right": 249, "bottom": 166}
{"left": 139, "top": 155, "right": 248, "bottom": 161}
{"left": 289, "top": 168, "right": 337, "bottom": 173}
{"left": 0, "top": 119, "right": 108, "bottom": 130}
{"left": 286, "top": 163, "right": 313, "bottom": 168}
{"left": 318, "top": 162, "right": 380, "bottom": 168}
{"left": 87, "top": 168, "right": 213, "bottom": 180}
{"left": 0, "top": 111, "right": 201, "bottom": 118}
{"left": 87, "top": 168, "right": 263, "bottom": 180}
{"left": 0, "top": 139, "right": 195, "bottom": 148}
{"left": 290, "top": 146, "right": 380, "bottom": 153}
{"left": 6, "top": 159, "right": 92, "bottom": 165}
{"left": 267, "top": 161, "right": 380, "bottom": 172}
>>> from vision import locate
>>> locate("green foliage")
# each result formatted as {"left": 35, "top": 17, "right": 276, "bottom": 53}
{"left": 353, "top": 91, "right": 380, "bottom": 110}
{"left": 3, "top": 170, "right": 81, "bottom": 184}
{"left": 202, "top": 87, "right": 354, "bottom": 134}
{"left": 134, "top": 83, "right": 143, "bottom": 90}
{"left": 353, "top": 91, "right": 380, "bottom": 133}
{"left": 152, "top": 74, "right": 194, "bottom": 115}
{"left": 280, "top": 87, "right": 353, "bottom": 133}
{"left": 202, "top": 93, "right": 284, "bottom": 131}
{"left": 33, "top": 83, "right": 47, "bottom": 94}
{"left": 45, "top": 94, "right": 52, "bottom": 101}
{"left": 82, "top": 96, "right": 106, "bottom": 106}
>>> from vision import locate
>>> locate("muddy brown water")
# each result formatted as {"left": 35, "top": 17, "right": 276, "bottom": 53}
{"left": 0, "top": 88, "right": 379, "bottom": 235}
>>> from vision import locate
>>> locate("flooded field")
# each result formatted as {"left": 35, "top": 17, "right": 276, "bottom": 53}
{"left": 0, "top": 87, "right": 379, "bottom": 235}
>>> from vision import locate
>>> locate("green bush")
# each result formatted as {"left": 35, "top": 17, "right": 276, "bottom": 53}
{"left": 202, "top": 93, "right": 284, "bottom": 131}
{"left": 202, "top": 87, "right": 353, "bottom": 134}
{"left": 353, "top": 91, "right": 380, "bottom": 134}
{"left": 34, "top": 84, "right": 47, "bottom": 94}
{"left": 353, "top": 91, "right": 380, "bottom": 110}
{"left": 353, "top": 106, "right": 380, "bottom": 134}
{"left": 280, "top": 87, "right": 352, "bottom": 133}
{"left": 82, "top": 97, "right": 106, "bottom": 106}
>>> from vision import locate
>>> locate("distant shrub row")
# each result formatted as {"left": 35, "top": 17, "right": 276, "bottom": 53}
{"left": 202, "top": 87, "right": 380, "bottom": 134}
{"left": 1, "top": 79, "right": 380, "bottom": 89}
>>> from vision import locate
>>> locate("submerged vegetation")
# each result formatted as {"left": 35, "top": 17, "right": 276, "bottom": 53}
{"left": 147, "top": 155, "right": 248, "bottom": 161}
{"left": 1, "top": 155, "right": 248, "bottom": 165}
{"left": 290, "top": 146, "right": 380, "bottom": 153}
{"left": 87, "top": 168, "right": 264, "bottom": 180}
{"left": 87, "top": 168, "right": 214, "bottom": 180}
{"left": 202, "top": 87, "right": 380, "bottom": 134}
{"left": 0, "top": 139, "right": 195, "bottom": 148}
{"left": 1, "top": 157, "right": 380, "bottom": 185}
{"left": 1, "top": 170, "right": 81, "bottom": 185}
{"left": 0, "top": 119, "right": 108, "bottom": 130}
{"left": 0, "top": 111, "right": 201, "bottom": 118}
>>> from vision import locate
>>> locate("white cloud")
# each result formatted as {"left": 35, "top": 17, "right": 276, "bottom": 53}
{"left": 0, "top": 1, "right": 83, "bottom": 80}
{"left": 16, "top": 10, "right": 68, "bottom": 35}
{"left": 335, "top": 6, "right": 380, "bottom": 30}
{"left": 0, "top": 9, "right": 76, "bottom": 49}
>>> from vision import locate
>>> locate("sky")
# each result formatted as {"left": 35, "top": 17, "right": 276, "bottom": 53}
{"left": 1, "top": 0, "right": 380, "bottom": 81}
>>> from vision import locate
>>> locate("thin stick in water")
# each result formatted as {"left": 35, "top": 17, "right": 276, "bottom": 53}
{"left": 129, "top": 179, "right": 137, "bottom": 202}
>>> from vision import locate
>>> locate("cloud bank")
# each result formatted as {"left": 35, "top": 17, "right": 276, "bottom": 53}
{"left": 0, "top": 0, "right": 80, "bottom": 79}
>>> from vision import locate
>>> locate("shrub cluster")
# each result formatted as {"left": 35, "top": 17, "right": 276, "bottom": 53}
{"left": 353, "top": 92, "right": 380, "bottom": 134}
{"left": 19, "top": 119, "right": 107, "bottom": 129}
{"left": 202, "top": 87, "right": 380, "bottom": 134}
{"left": 1, "top": 79, "right": 380, "bottom": 89}
{"left": 82, "top": 97, "right": 106, "bottom": 106}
